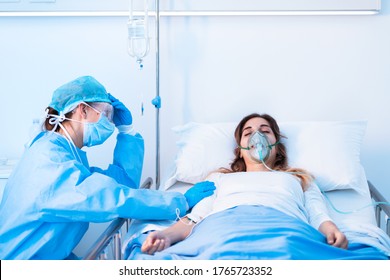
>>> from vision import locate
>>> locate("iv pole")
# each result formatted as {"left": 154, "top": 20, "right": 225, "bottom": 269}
{"left": 152, "top": 0, "right": 161, "bottom": 189}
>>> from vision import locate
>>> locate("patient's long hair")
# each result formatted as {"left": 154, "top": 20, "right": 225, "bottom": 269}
{"left": 220, "top": 113, "right": 313, "bottom": 191}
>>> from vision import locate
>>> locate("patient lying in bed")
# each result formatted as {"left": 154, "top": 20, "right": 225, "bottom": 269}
{"left": 138, "top": 173, "right": 354, "bottom": 259}
{"left": 124, "top": 113, "right": 390, "bottom": 260}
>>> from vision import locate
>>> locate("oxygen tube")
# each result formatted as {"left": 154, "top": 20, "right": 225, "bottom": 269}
{"left": 320, "top": 188, "right": 390, "bottom": 215}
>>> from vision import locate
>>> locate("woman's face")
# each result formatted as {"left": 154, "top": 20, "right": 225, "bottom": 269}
{"left": 240, "top": 117, "right": 278, "bottom": 167}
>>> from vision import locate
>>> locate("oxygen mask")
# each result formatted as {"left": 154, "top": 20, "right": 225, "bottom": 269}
{"left": 240, "top": 131, "right": 278, "bottom": 163}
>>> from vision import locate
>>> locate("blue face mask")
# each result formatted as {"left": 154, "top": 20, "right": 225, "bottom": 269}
{"left": 83, "top": 114, "right": 115, "bottom": 147}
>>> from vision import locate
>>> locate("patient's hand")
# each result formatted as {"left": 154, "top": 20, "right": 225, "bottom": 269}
{"left": 141, "top": 231, "right": 172, "bottom": 255}
{"left": 319, "top": 221, "right": 348, "bottom": 249}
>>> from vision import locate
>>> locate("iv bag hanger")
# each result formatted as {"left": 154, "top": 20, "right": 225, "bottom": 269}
{"left": 154, "top": 0, "right": 161, "bottom": 189}
{"left": 127, "top": 0, "right": 161, "bottom": 189}
{"left": 127, "top": 0, "right": 150, "bottom": 70}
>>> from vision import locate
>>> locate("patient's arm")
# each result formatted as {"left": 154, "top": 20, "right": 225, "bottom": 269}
{"left": 305, "top": 183, "right": 348, "bottom": 249}
{"left": 142, "top": 176, "right": 218, "bottom": 255}
{"left": 319, "top": 220, "right": 348, "bottom": 249}
{"left": 304, "top": 183, "right": 333, "bottom": 229}
{"left": 141, "top": 217, "right": 195, "bottom": 255}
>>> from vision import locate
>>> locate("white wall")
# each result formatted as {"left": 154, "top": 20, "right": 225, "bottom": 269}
{"left": 1, "top": 2, "right": 390, "bottom": 257}
{"left": 0, "top": 16, "right": 158, "bottom": 257}
{"left": 158, "top": 7, "right": 390, "bottom": 203}
{"left": 0, "top": 16, "right": 157, "bottom": 181}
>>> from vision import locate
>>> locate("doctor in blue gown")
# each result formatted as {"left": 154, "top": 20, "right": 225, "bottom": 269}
{"left": 0, "top": 76, "right": 215, "bottom": 260}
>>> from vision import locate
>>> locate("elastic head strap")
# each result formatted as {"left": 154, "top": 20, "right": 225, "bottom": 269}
{"left": 238, "top": 145, "right": 250, "bottom": 150}
{"left": 268, "top": 140, "right": 280, "bottom": 148}
{"left": 239, "top": 140, "right": 279, "bottom": 151}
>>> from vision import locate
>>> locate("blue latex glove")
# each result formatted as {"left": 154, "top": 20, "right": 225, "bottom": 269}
{"left": 108, "top": 93, "right": 133, "bottom": 126}
{"left": 184, "top": 181, "right": 216, "bottom": 209}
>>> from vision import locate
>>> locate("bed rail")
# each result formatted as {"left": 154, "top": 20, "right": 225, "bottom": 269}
{"left": 368, "top": 180, "right": 390, "bottom": 237}
{"left": 82, "top": 177, "right": 153, "bottom": 260}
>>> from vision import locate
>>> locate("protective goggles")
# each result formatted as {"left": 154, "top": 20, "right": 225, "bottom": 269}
{"left": 83, "top": 102, "right": 114, "bottom": 123}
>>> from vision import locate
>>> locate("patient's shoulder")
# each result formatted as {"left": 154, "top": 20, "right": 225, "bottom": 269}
{"left": 204, "top": 170, "right": 224, "bottom": 182}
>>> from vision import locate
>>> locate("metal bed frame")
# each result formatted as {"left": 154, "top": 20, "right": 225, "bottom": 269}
{"left": 83, "top": 177, "right": 153, "bottom": 260}
{"left": 83, "top": 180, "right": 390, "bottom": 260}
{"left": 368, "top": 181, "right": 390, "bottom": 237}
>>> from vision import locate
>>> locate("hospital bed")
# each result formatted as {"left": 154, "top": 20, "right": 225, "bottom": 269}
{"left": 83, "top": 120, "right": 390, "bottom": 260}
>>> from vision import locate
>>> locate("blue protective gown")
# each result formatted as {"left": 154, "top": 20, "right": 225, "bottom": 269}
{"left": 0, "top": 131, "right": 188, "bottom": 260}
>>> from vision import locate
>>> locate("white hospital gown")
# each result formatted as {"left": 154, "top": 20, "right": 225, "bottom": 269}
{"left": 189, "top": 171, "right": 332, "bottom": 230}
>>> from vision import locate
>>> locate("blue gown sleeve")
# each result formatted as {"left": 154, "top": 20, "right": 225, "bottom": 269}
{"left": 40, "top": 165, "right": 188, "bottom": 222}
{"left": 37, "top": 135, "right": 187, "bottom": 223}
{"left": 90, "top": 132, "right": 144, "bottom": 188}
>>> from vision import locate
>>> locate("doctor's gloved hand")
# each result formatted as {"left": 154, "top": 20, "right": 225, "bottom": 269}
{"left": 108, "top": 93, "right": 133, "bottom": 126}
{"left": 184, "top": 181, "right": 216, "bottom": 209}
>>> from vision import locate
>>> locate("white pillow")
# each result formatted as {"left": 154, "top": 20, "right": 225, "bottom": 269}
{"left": 163, "top": 120, "right": 367, "bottom": 192}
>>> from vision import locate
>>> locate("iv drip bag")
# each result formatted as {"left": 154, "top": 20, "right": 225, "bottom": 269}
{"left": 127, "top": 0, "right": 150, "bottom": 69}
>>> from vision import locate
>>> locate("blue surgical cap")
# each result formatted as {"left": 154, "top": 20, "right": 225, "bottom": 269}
{"left": 48, "top": 76, "right": 111, "bottom": 114}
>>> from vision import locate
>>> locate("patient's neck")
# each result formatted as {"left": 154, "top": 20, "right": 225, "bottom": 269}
{"left": 246, "top": 163, "right": 270, "bottom": 172}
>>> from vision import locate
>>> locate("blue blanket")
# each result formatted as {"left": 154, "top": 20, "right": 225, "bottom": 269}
{"left": 125, "top": 205, "right": 389, "bottom": 260}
